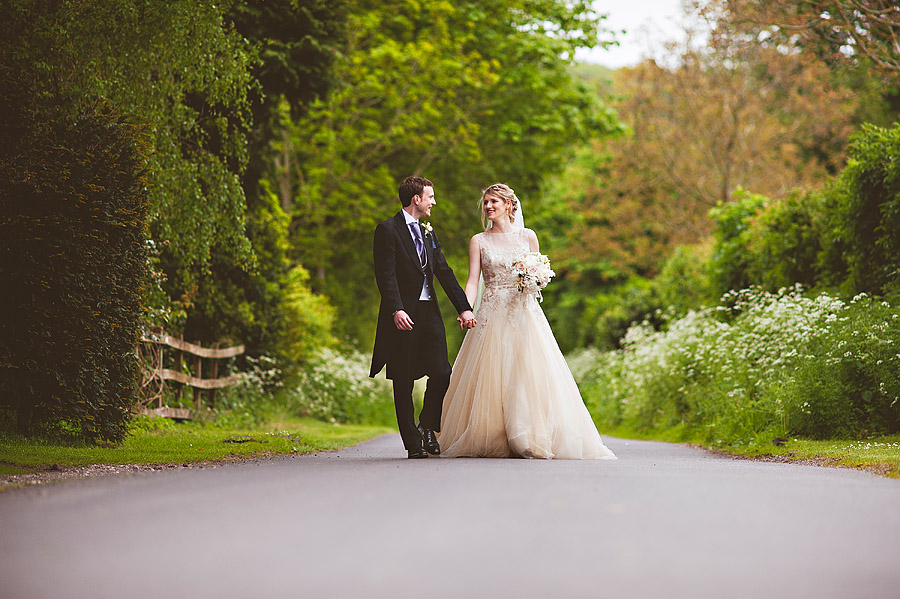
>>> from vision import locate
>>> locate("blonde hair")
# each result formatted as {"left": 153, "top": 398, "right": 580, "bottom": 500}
{"left": 479, "top": 183, "right": 518, "bottom": 229}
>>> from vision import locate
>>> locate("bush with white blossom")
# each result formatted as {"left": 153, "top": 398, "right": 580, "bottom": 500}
{"left": 292, "top": 347, "right": 395, "bottom": 425}
{"left": 574, "top": 286, "right": 900, "bottom": 447}
{"left": 213, "top": 355, "right": 285, "bottom": 427}
{"left": 211, "top": 350, "right": 395, "bottom": 427}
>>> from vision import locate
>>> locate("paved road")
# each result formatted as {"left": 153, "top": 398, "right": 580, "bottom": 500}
{"left": 1, "top": 434, "right": 898, "bottom": 599}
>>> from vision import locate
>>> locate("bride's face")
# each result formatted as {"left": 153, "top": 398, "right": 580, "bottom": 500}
{"left": 483, "top": 194, "right": 509, "bottom": 222}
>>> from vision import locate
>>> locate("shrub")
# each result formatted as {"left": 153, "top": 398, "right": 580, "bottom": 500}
{"left": 708, "top": 188, "right": 767, "bottom": 298}
{"left": 587, "top": 276, "right": 661, "bottom": 351}
{"left": 745, "top": 189, "right": 824, "bottom": 292}
{"left": 0, "top": 94, "right": 150, "bottom": 442}
{"left": 703, "top": 124, "right": 900, "bottom": 300}
{"left": 576, "top": 287, "right": 900, "bottom": 446}
{"left": 819, "top": 123, "right": 900, "bottom": 297}
{"left": 291, "top": 347, "right": 395, "bottom": 426}
{"left": 575, "top": 243, "right": 714, "bottom": 353}
{"left": 279, "top": 265, "right": 337, "bottom": 375}
{"left": 783, "top": 294, "right": 900, "bottom": 437}
{"left": 212, "top": 355, "right": 285, "bottom": 428}
{"left": 653, "top": 241, "right": 715, "bottom": 315}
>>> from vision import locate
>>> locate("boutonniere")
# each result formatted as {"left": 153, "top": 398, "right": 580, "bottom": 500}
{"left": 422, "top": 222, "right": 436, "bottom": 247}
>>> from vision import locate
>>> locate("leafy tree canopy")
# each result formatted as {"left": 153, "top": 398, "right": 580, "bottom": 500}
{"left": 274, "top": 0, "right": 622, "bottom": 345}
{"left": 3, "top": 0, "right": 258, "bottom": 327}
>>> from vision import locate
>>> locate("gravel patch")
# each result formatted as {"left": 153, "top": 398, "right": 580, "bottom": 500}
{"left": 0, "top": 457, "right": 271, "bottom": 492}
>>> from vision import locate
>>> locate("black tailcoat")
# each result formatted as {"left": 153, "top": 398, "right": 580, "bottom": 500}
{"left": 369, "top": 211, "right": 471, "bottom": 379}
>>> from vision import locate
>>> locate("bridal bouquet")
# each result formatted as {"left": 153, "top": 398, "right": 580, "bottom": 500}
{"left": 510, "top": 252, "right": 555, "bottom": 302}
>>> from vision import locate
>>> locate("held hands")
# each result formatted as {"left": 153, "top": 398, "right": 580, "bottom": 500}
{"left": 394, "top": 308, "right": 476, "bottom": 330}
{"left": 457, "top": 310, "right": 476, "bottom": 330}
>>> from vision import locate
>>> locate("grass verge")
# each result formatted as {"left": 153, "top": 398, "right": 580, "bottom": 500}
{"left": 600, "top": 424, "right": 900, "bottom": 478}
{"left": 0, "top": 416, "right": 392, "bottom": 476}
{"left": 721, "top": 436, "right": 900, "bottom": 479}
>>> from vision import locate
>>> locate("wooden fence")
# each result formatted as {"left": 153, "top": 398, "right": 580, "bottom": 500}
{"left": 139, "top": 329, "right": 245, "bottom": 419}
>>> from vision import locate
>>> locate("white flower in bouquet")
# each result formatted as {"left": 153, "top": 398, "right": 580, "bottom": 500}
{"left": 509, "top": 252, "right": 555, "bottom": 302}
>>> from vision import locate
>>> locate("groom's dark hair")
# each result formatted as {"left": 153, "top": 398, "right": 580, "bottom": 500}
{"left": 399, "top": 176, "right": 434, "bottom": 207}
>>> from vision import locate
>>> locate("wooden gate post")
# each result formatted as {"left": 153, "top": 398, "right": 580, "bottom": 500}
{"left": 173, "top": 335, "right": 183, "bottom": 402}
{"left": 208, "top": 342, "right": 220, "bottom": 408}
{"left": 192, "top": 344, "right": 203, "bottom": 410}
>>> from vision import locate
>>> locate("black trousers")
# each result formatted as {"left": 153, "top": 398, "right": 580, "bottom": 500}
{"left": 390, "top": 300, "right": 452, "bottom": 450}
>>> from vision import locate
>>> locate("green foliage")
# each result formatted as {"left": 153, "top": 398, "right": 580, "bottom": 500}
{"left": 654, "top": 242, "right": 716, "bottom": 315}
{"left": 573, "top": 123, "right": 900, "bottom": 447}
{"left": 210, "top": 348, "right": 393, "bottom": 428}
{"left": 706, "top": 187, "right": 826, "bottom": 299}
{"left": 783, "top": 294, "right": 900, "bottom": 438}
{"left": 291, "top": 348, "right": 396, "bottom": 426}
{"left": 211, "top": 355, "right": 285, "bottom": 428}
{"left": 583, "top": 277, "right": 660, "bottom": 351}
{"left": 198, "top": 0, "right": 347, "bottom": 360}
{"left": 702, "top": 124, "right": 900, "bottom": 301}
{"left": 541, "top": 241, "right": 714, "bottom": 352}
{"left": 2, "top": 0, "right": 258, "bottom": 327}
{"left": 279, "top": 266, "right": 337, "bottom": 371}
{"left": 819, "top": 123, "right": 900, "bottom": 297}
{"left": 280, "top": 0, "right": 620, "bottom": 345}
{"left": 228, "top": 0, "right": 346, "bottom": 118}
{"left": 576, "top": 288, "right": 900, "bottom": 447}
{"left": 708, "top": 188, "right": 768, "bottom": 297}
{"left": 0, "top": 99, "right": 150, "bottom": 443}
{"left": 743, "top": 189, "right": 823, "bottom": 291}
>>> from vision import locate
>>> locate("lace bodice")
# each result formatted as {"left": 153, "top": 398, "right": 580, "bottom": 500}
{"left": 476, "top": 228, "right": 539, "bottom": 324}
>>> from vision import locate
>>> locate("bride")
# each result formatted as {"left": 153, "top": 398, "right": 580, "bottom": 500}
{"left": 438, "top": 183, "right": 616, "bottom": 459}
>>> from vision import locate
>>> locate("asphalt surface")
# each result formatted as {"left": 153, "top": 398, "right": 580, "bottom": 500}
{"left": 1, "top": 434, "right": 899, "bottom": 599}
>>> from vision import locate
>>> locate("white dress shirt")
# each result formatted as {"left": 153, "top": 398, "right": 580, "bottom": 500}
{"left": 402, "top": 209, "right": 434, "bottom": 301}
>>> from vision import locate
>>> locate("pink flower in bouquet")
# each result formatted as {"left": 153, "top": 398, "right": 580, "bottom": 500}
{"left": 509, "top": 252, "right": 555, "bottom": 302}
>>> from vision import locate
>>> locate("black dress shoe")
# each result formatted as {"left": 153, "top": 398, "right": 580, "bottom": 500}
{"left": 408, "top": 446, "right": 428, "bottom": 459}
{"left": 419, "top": 425, "right": 441, "bottom": 455}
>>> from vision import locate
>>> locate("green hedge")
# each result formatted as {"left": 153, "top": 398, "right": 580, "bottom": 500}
{"left": 822, "top": 123, "right": 900, "bottom": 297}
{"left": 707, "top": 123, "right": 900, "bottom": 301}
{"left": 0, "top": 83, "right": 150, "bottom": 443}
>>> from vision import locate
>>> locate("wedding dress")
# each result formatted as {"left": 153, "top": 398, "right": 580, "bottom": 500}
{"left": 439, "top": 228, "right": 616, "bottom": 459}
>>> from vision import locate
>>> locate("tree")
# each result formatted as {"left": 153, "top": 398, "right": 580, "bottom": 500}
{"left": 179, "top": 0, "right": 348, "bottom": 360}
{"left": 535, "top": 3, "right": 866, "bottom": 351}
{"left": 701, "top": 123, "right": 900, "bottom": 300}
{"left": 2, "top": 0, "right": 258, "bottom": 330}
{"left": 278, "top": 0, "right": 620, "bottom": 345}
{"left": 718, "top": 0, "right": 900, "bottom": 77}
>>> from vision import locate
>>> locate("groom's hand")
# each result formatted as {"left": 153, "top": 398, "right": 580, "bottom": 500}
{"left": 393, "top": 310, "right": 414, "bottom": 331}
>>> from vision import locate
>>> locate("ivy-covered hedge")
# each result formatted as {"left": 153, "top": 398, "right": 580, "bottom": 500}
{"left": 0, "top": 79, "right": 150, "bottom": 443}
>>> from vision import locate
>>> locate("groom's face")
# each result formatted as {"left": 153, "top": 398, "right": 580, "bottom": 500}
{"left": 413, "top": 186, "right": 436, "bottom": 219}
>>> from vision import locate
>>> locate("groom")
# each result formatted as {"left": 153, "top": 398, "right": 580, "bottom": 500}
{"left": 370, "top": 176, "right": 476, "bottom": 459}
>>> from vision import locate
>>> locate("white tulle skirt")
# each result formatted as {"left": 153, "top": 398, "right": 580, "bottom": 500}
{"left": 438, "top": 292, "right": 616, "bottom": 460}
